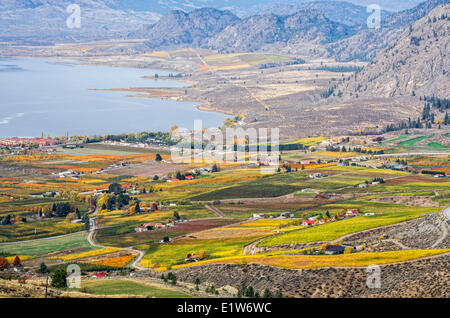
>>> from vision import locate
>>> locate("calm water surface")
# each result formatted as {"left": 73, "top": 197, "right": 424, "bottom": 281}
{"left": 0, "top": 58, "right": 226, "bottom": 137}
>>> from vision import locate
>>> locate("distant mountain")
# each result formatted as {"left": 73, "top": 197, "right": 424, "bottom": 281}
{"left": 335, "top": 3, "right": 449, "bottom": 98}
{"left": 258, "top": 1, "right": 392, "bottom": 26}
{"left": 131, "top": 8, "right": 239, "bottom": 49}
{"left": 204, "top": 10, "right": 355, "bottom": 53}
{"left": 326, "top": 0, "right": 449, "bottom": 61}
{"left": 102, "top": 0, "right": 431, "bottom": 15}
{"left": 0, "top": 0, "right": 161, "bottom": 43}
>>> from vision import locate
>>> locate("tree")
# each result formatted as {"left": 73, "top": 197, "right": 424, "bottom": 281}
{"left": 263, "top": 289, "right": 273, "bottom": 298}
{"left": 212, "top": 164, "right": 219, "bottom": 172}
{"left": 155, "top": 154, "right": 162, "bottom": 162}
{"left": 75, "top": 208, "right": 81, "bottom": 219}
{"left": 174, "top": 211, "right": 181, "bottom": 221}
{"left": 82, "top": 214, "right": 90, "bottom": 231}
{"left": 37, "top": 262, "right": 48, "bottom": 274}
{"left": 245, "top": 286, "right": 255, "bottom": 297}
{"left": 108, "top": 183, "right": 123, "bottom": 195}
{"left": 153, "top": 175, "right": 159, "bottom": 181}
{"left": 0, "top": 257, "right": 8, "bottom": 270}
{"left": 135, "top": 202, "right": 141, "bottom": 214}
{"left": 13, "top": 256, "right": 22, "bottom": 267}
{"left": 51, "top": 269, "right": 67, "bottom": 288}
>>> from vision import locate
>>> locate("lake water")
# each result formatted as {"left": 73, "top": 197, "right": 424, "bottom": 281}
{"left": 0, "top": 58, "right": 226, "bottom": 138}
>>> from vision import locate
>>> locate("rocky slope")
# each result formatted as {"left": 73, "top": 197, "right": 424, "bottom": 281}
{"left": 335, "top": 3, "right": 449, "bottom": 98}
{"left": 204, "top": 10, "right": 354, "bottom": 53}
{"left": 0, "top": 0, "right": 161, "bottom": 42}
{"left": 132, "top": 8, "right": 239, "bottom": 49}
{"left": 258, "top": 1, "right": 392, "bottom": 26}
{"left": 327, "top": 0, "right": 449, "bottom": 61}
{"left": 173, "top": 253, "right": 450, "bottom": 298}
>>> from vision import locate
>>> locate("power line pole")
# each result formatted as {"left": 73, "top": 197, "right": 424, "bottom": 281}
{"left": 44, "top": 272, "right": 49, "bottom": 298}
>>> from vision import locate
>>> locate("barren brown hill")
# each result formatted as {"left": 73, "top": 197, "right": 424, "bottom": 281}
{"left": 335, "top": 4, "right": 449, "bottom": 99}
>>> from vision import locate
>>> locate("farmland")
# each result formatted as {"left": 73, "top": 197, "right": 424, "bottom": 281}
{"left": 0, "top": 136, "right": 448, "bottom": 298}
{"left": 80, "top": 279, "right": 192, "bottom": 298}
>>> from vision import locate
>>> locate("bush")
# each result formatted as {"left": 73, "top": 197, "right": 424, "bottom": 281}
{"left": 51, "top": 269, "right": 67, "bottom": 288}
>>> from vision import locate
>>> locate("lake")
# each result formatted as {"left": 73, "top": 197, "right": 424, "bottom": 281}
{"left": 0, "top": 58, "right": 226, "bottom": 137}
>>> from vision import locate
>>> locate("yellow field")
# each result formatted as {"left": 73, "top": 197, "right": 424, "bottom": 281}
{"left": 50, "top": 247, "right": 120, "bottom": 261}
{"left": 141, "top": 51, "right": 169, "bottom": 58}
{"left": 173, "top": 249, "right": 450, "bottom": 270}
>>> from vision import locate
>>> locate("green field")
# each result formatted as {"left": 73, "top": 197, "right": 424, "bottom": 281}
{"left": 258, "top": 201, "right": 440, "bottom": 247}
{"left": 142, "top": 237, "right": 258, "bottom": 268}
{"left": 81, "top": 279, "right": 192, "bottom": 298}
{"left": 0, "top": 218, "right": 84, "bottom": 242}
{"left": 398, "top": 135, "right": 432, "bottom": 146}
{"left": 427, "top": 142, "right": 450, "bottom": 150}
{"left": 0, "top": 232, "right": 92, "bottom": 255}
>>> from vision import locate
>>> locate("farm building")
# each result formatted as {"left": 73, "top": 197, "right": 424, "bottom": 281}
{"left": 279, "top": 212, "right": 294, "bottom": 218}
{"left": 324, "top": 245, "right": 354, "bottom": 255}
{"left": 346, "top": 209, "right": 359, "bottom": 216}
{"left": 135, "top": 223, "right": 154, "bottom": 232}
{"left": 253, "top": 213, "right": 265, "bottom": 219}
{"left": 91, "top": 272, "right": 107, "bottom": 278}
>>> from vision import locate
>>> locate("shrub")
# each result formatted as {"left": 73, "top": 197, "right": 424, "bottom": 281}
{"left": 51, "top": 269, "right": 67, "bottom": 288}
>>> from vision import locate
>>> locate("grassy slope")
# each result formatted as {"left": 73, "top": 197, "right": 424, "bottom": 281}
{"left": 81, "top": 279, "right": 192, "bottom": 298}
{"left": 0, "top": 232, "right": 92, "bottom": 255}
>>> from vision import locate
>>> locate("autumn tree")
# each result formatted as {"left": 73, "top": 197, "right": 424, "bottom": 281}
{"left": 0, "top": 257, "right": 8, "bottom": 270}
{"left": 13, "top": 256, "right": 21, "bottom": 267}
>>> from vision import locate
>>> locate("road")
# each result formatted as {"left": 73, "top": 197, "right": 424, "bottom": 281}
{"left": 87, "top": 217, "right": 148, "bottom": 271}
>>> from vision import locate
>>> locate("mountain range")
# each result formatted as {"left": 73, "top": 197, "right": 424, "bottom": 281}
{"left": 1, "top": 0, "right": 447, "bottom": 63}
{"left": 132, "top": 0, "right": 448, "bottom": 61}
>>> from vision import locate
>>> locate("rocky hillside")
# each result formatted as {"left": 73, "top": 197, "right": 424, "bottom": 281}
{"left": 258, "top": 1, "right": 391, "bottom": 26}
{"left": 173, "top": 254, "right": 450, "bottom": 298}
{"left": 132, "top": 8, "right": 239, "bottom": 49}
{"left": 204, "top": 10, "right": 354, "bottom": 53}
{"left": 327, "top": 0, "right": 449, "bottom": 61}
{"left": 335, "top": 4, "right": 449, "bottom": 99}
{"left": 0, "top": 0, "right": 161, "bottom": 42}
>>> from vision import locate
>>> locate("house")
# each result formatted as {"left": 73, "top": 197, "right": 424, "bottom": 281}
{"left": 364, "top": 213, "right": 375, "bottom": 216}
{"left": 346, "top": 209, "right": 358, "bottom": 216}
{"left": 253, "top": 213, "right": 265, "bottom": 219}
{"left": 169, "top": 203, "right": 177, "bottom": 207}
{"left": 185, "top": 175, "right": 195, "bottom": 180}
{"left": 154, "top": 223, "right": 164, "bottom": 229}
{"left": 91, "top": 272, "right": 107, "bottom": 278}
{"left": 279, "top": 212, "right": 294, "bottom": 218}
{"left": 167, "top": 179, "right": 180, "bottom": 183}
{"left": 358, "top": 183, "right": 368, "bottom": 188}
{"left": 309, "top": 173, "right": 322, "bottom": 179}
{"left": 302, "top": 220, "right": 316, "bottom": 226}
{"left": 324, "top": 245, "right": 347, "bottom": 255}
{"left": 135, "top": 223, "right": 154, "bottom": 232}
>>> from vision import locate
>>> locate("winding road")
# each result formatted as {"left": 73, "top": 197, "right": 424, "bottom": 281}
{"left": 88, "top": 217, "right": 148, "bottom": 271}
